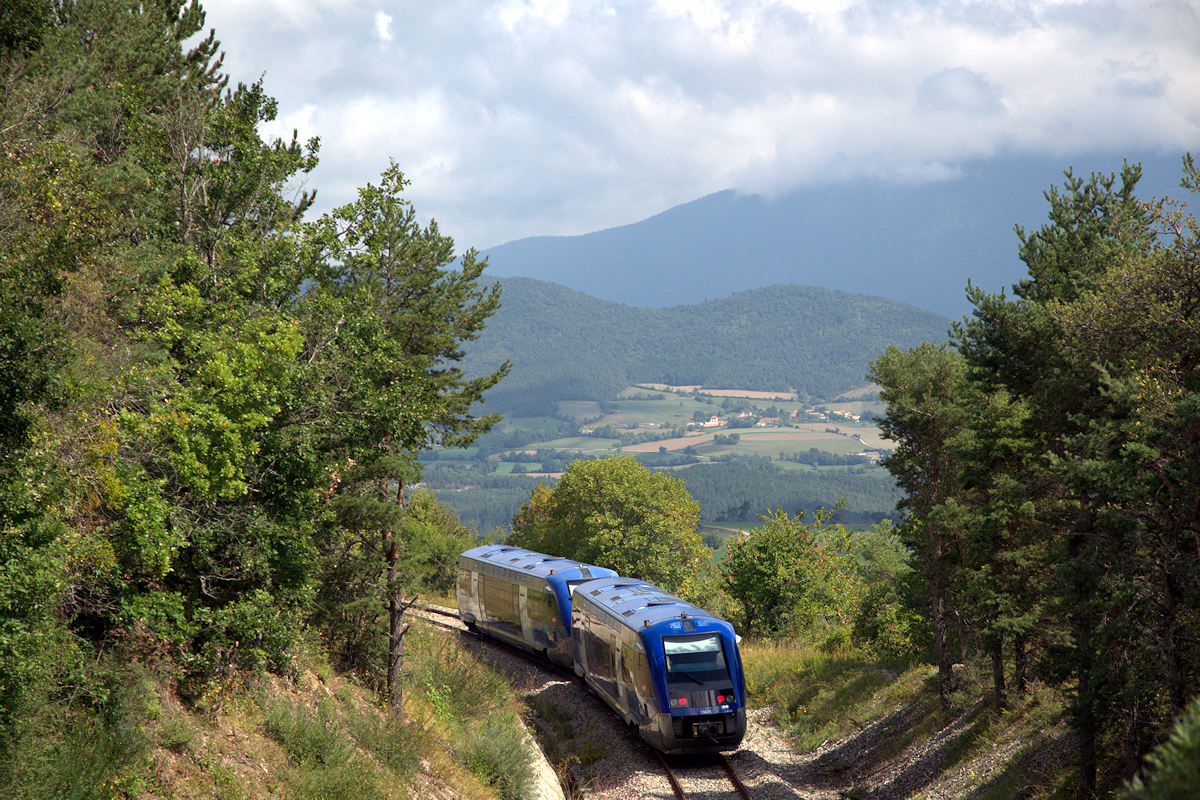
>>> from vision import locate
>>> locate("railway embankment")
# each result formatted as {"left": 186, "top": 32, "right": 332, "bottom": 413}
{"left": 129, "top": 608, "right": 1076, "bottom": 799}
{"left": 447, "top": 609, "right": 1079, "bottom": 800}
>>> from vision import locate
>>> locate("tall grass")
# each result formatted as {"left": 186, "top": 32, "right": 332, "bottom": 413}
{"left": 2, "top": 661, "right": 156, "bottom": 800}
{"left": 262, "top": 694, "right": 429, "bottom": 800}
{"left": 741, "top": 638, "right": 927, "bottom": 750}
{"left": 406, "top": 628, "right": 534, "bottom": 800}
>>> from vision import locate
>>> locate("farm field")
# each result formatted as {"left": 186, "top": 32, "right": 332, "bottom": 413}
{"left": 421, "top": 384, "right": 896, "bottom": 533}
{"left": 635, "top": 382, "right": 800, "bottom": 401}
{"left": 623, "top": 427, "right": 868, "bottom": 457}
{"left": 559, "top": 394, "right": 725, "bottom": 427}
{"left": 526, "top": 435, "right": 621, "bottom": 452}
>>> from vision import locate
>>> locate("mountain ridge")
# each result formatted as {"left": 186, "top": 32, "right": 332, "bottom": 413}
{"left": 465, "top": 277, "right": 950, "bottom": 416}
{"left": 481, "top": 152, "right": 1186, "bottom": 317}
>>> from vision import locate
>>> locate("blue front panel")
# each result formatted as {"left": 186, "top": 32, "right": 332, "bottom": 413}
{"left": 643, "top": 618, "right": 744, "bottom": 719}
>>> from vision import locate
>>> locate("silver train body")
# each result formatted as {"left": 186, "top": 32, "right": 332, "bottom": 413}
{"left": 456, "top": 545, "right": 747, "bottom": 754}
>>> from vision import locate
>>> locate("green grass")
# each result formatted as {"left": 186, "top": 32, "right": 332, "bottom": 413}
{"left": 406, "top": 628, "right": 535, "bottom": 800}
{"left": 493, "top": 461, "right": 542, "bottom": 474}
{"left": 742, "top": 639, "right": 926, "bottom": 751}
{"left": 557, "top": 400, "right": 603, "bottom": 420}
{"left": 529, "top": 436, "right": 620, "bottom": 451}
{"left": 497, "top": 416, "right": 574, "bottom": 433}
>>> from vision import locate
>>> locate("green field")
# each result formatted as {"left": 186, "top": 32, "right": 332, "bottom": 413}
{"left": 424, "top": 384, "right": 896, "bottom": 533}
{"left": 529, "top": 435, "right": 622, "bottom": 452}
{"left": 499, "top": 415, "right": 577, "bottom": 434}
{"left": 493, "top": 462, "right": 543, "bottom": 474}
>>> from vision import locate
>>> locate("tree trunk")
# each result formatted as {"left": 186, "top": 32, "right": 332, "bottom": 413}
{"left": 385, "top": 477, "right": 409, "bottom": 718}
{"left": 1161, "top": 568, "right": 1186, "bottom": 715}
{"left": 1075, "top": 651, "right": 1097, "bottom": 800}
{"left": 989, "top": 635, "right": 1007, "bottom": 709}
{"left": 1071, "top": 527, "right": 1097, "bottom": 800}
{"left": 1014, "top": 634, "right": 1028, "bottom": 695}
{"left": 384, "top": 531, "right": 401, "bottom": 715}
{"left": 929, "top": 530, "right": 954, "bottom": 706}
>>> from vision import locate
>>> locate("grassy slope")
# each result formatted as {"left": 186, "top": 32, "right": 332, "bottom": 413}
{"left": 10, "top": 629, "right": 536, "bottom": 800}
{"left": 741, "top": 641, "right": 1079, "bottom": 799}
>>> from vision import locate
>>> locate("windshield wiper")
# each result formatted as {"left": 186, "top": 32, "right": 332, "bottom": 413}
{"left": 674, "top": 671, "right": 705, "bottom": 685}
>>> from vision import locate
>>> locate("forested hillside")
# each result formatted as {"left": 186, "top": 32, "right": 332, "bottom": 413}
{"left": 463, "top": 277, "right": 949, "bottom": 415}
{"left": 872, "top": 160, "right": 1200, "bottom": 797}
{"left": 0, "top": 3, "right": 505, "bottom": 794}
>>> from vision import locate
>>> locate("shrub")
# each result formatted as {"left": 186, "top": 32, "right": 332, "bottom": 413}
{"left": 1124, "top": 695, "right": 1200, "bottom": 800}
{"left": 463, "top": 714, "right": 534, "bottom": 800}
{"left": 263, "top": 700, "right": 350, "bottom": 767}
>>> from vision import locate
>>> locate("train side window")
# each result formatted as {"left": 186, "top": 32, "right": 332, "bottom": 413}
{"left": 620, "top": 642, "right": 635, "bottom": 686}
{"left": 482, "top": 574, "right": 517, "bottom": 622}
{"left": 527, "top": 590, "right": 557, "bottom": 626}
{"left": 587, "top": 629, "right": 614, "bottom": 682}
{"left": 624, "top": 642, "right": 652, "bottom": 697}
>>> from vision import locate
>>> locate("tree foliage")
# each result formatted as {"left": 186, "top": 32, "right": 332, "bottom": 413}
{"left": 508, "top": 456, "right": 706, "bottom": 594}
{"left": 874, "top": 158, "right": 1200, "bottom": 794}
{"left": 0, "top": 0, "right": 507, "bottom": 778}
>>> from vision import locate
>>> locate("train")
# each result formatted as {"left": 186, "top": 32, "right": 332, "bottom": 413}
{"left": 456, "top": 544, "right": 747, "bottom": 754}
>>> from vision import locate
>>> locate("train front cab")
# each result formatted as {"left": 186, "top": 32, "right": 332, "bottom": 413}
{"left": 571, "top": 577, "right": 746, "bottom": 755}
{"left": 645, "top": 620, "right": 745, "bottom": 754}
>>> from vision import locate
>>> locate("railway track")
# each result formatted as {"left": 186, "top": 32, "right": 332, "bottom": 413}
{"left": 411, "top": 603, "right": 756, "bottom": 800}
{"left": 654, "top": 751, "right": 754, "bottom": 800}
{"left": 410, "top": 602, "right": 467, "bottom": 630}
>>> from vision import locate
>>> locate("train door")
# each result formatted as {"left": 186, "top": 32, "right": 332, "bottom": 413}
{"left": 619, "top": 641, "right": 641, "bottom": 718}
{"left": 614, "top": 640, "right": 629, "bottom": 718}
{"left": 518, "top": 586, "right": 533, "bottom": 643}
{"left": 609, "top": 632, "right": 621, "bottom": 703}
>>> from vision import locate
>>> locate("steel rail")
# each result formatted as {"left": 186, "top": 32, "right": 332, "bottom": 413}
{"left": 718, "top": 753, "right": 754, "bottom": 800}
{"left": 654, "top": 750, "right": 689, "bottom": 800}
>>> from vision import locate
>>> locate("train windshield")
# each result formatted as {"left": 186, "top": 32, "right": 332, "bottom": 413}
{"left": 663, "top": 634, "right": 730, "bottom": 685}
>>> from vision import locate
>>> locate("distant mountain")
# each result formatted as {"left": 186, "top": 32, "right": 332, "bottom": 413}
{"left": 482, "top": 152, "right": 1186, "bottom": 317}
{"left": 465, "top": 278, "right": 949, "bottom": 416}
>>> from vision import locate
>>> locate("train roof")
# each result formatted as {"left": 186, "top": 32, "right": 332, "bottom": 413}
{"left": 573, "top": 576, "right": 728, "bottom": 631}
{"left": 460, "top": 545, "right": 616, "bottom": 581}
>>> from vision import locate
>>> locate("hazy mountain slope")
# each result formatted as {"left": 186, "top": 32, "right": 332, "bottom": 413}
{"left": 482, "top": 152, "right": 1185, "bottom": 317}
{"left": 466, "top": 278, "right": 949, "bottom": 415}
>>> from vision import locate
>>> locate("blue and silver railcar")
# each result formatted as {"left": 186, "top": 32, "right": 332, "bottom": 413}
{"left": 456, "top": 545, "right": 617, "bottom": 668}
{"left": 571, "top": 576, "right": 747, "bottom": 754}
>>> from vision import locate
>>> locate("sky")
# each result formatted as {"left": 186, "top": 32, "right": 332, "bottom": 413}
{"left": 197, "top": 0, "right": 1200, "bottom": 251}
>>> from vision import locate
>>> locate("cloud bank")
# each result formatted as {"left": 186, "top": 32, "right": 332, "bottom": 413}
{"left": 198, "top": 0, "right": 1200, "bottom": 248}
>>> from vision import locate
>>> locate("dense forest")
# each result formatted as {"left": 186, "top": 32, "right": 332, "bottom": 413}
{"left": 676, "top": 458, "right": 896, "bottom": 525}
{"left": 872, "top": 161, "right": 1200, "bottom": 797}
{"left": 462, "top": 277, "right": 949, "bottom": 415}
{"left": 0, "top": 1, "right": 500, "bottom": 790}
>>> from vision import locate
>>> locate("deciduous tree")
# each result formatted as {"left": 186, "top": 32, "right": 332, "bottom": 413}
{"left": 509, "top": 456, "right": 705, "bottom": 594}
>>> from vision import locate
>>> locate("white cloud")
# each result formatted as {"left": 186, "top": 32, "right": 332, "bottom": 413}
{"left": 916, "top": 68, "right": 1005, "bottom": 115}
{"left": 374, "top": 11, "right": 393, "bottom": 43}
{"left": 198, "top": 0, "right": 1200, "bottom": 248}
